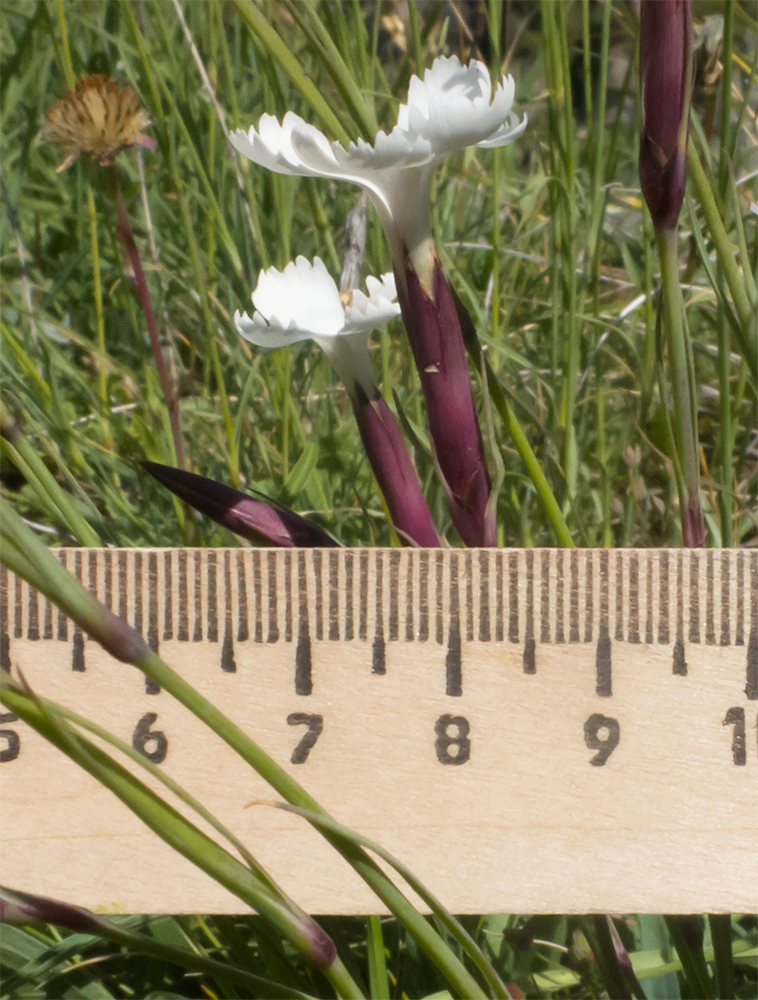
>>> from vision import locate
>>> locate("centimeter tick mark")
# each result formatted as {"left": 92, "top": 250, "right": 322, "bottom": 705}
{"left": 2, "top": 550, "right": 756, "bottom": 702}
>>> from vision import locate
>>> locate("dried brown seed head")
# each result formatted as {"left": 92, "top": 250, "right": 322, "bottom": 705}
{"left": 42, "top": 74, "right": 154, "bottom": 172}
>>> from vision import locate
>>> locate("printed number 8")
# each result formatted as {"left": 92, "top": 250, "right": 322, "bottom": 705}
{"left": 435, "top": 714, "right": 470, "bottom": 765}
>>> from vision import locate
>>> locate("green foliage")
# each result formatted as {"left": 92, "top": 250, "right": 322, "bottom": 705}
{"left": 1, "top": 1, "right": 757, "bottom": 997}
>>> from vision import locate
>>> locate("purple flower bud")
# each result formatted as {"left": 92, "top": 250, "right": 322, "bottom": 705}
{"left": 142, "top": 463, "right": 338, "bottom": 548}
{"left": 639, "top": 0, "right": 692, "bottom": 230}
{"left": 0, "top": 887, "right": 101, "bottom": 933}
{"left": 396, "top": 258, "right": 495, "bottom": 547}
{"left": 352, "top": 388, "right": 440, "bottom": 547}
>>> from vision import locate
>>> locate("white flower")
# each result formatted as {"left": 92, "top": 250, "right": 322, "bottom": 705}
{"left": 235, "top": 256, "right": 400, "bottom": 396}
{"left": 230, "top": 56, "right": 526, "bottom": 278}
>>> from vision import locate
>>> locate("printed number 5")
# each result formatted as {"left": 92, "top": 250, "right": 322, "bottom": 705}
{"left": 287, "top": 713, "right": 323, "bottom": 764}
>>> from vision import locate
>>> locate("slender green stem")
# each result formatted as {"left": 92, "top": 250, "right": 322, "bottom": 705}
{"left": 366, "top": 916, "right": 390, "bottom": 1000}
{"left": 406, "top": 0, "right": 424, "bottom": 73}
{"left": 0, "top": 682, "right": 363, "bottom": 1000}
{"left": 0, "top": 408, "right": 101, "bottom": 547}
{"left": 656, "top": 226, "right": 703, "bottom": 546}
{"left": 491, "top": 148, "right": 501, "bottom": 341}
{"left": 717, "top": 308, "right": 732, "bottom": 547}
{"left": 470, "top": 350, "right": 573, "bottom": 547}
{"left": 596, "top": 372, "right": 612, "bottom": 547}
{"left": 0, "top": 889, "right": 316, "bottom": 1000}
{"left": 0, "top": 503, "right": 488, "bottom": 1000}
{"left": 708, "top": 914, "right": 735, "bottom": 1000}
{"left": 54, "top": 0, "right": 75, "bottom": 88}
{"left": 688, "top": 142, "right": 757, "bottom": 365}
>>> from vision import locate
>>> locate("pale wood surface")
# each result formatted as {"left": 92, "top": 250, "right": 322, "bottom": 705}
{"left": 2, "top": 548, "right": 756, "bottom": 914}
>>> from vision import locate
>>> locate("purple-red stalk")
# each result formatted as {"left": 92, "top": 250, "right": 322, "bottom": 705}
{"left": 350, "top": 388, "right": 440, "bottom": 547}
{"left": 111, "top": 171, "right": 184, "bottom": 469}
{"left": 396, "top": 258, "right": 495, "bottom": 547}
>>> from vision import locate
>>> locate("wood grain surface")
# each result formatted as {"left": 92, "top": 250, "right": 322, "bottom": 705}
{"left": 1, "top": 548, "right": 756, "bottom": 914}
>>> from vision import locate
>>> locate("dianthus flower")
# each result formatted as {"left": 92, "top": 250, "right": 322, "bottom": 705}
{"left": 231, "top": 56, "right": 525, "bottom": 546}
{"left": 236, "top": 257, "right": 439, "bottom": 547}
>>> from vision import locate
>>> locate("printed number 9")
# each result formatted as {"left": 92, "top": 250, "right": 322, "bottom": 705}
{"left": 584, "top": 713, "right": 620, "bottom": 766}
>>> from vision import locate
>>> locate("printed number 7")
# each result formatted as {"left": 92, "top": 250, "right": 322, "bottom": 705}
{"left": 287, "top": 713, "right": 323, "bottom": 764}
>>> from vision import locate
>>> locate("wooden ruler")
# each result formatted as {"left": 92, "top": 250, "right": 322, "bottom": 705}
{"left": 1, "top": 548, "right": 756, "bottom": 915}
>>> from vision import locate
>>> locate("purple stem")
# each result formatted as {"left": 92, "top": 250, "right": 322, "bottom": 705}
{"left": 351, "top": 388, "right": 440, "bottom": 547}
{"left": 111, "top": 170, "right": 184, "bottom": 470}
{"left": 396, "top": 258, "right": 495, "bottom": 547}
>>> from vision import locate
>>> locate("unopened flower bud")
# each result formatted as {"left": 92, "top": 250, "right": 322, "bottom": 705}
{"left": 639, "top": 0, "right": 693, "bottom": 230}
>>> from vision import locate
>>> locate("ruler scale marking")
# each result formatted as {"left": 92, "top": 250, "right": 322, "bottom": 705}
{"left": 4, "top": 549, "right": 756, "bottom": 725}
{"left": 163, "top": 552, "right": 172, "bottom": 641}
{"left": 207, "top": 552, "right": 218, "bottom": 644}
{"left": 328, "top": 551, "right": 339, "bottom": 642}
{"left": 268, "top": 551, "right": 279, "bottom": 644}
{"left": 237, "top": 552, "right": 249, "bottom": 643}
{"left": 27, "top": 583, "right": 39, "bottom": 642}
{"left": 614, "top": 550, "right": 623, "bottom": 642}
{"left": 446, "top": 553, "right": 462, "bottom": 697}
{"left": 495, "top": 552, "right": 503, "bottom": 642}
{"left": 569, "top": 549, "right": 579, "bottom": 643}
{"left": 192, "top": 551, "right": 203, "bottom": 643}
{"left": 584, "top": 550, "right": 593, "bottom": 643}
{"left": 342, "top": 551, "right": 352, "bottom": 641}
{"left": 55, "top": 551, "right": 68, "bottom": 642}
{"left": 389, "top": 551, "right": 399, "bottom": 643}
{"left": 555, "top": 550, "right": 565, "bottom": 644}
{"left": 177, "top": 551, "right": 188, "bottom": 642}
{"left": 508, "top": 551, "right": 518, "bottom": 644}
{"left": 1, "top": 566, "right": 9, "bottom": 671}
{"left": 658, "top": 551, "right": 669, "bottom": 644}
{"left": 372, "top": 552, "right": 385, "bottom": 674}
{"left": 295, "top": 551, "right": 311, "bottom": 695}
{"left": 628, "top": 552, "right": 639, "bottom": 644}
{"left": 71, "top": 552, "right": 85, "bottom": 672}
{"left": 479, "top": 551, "right": 490, "bottom": 643}
{"left": 221, "top": 552, "right": 236, "bottom": 673}
{"left": 418, "top": 551, "right": 428, "bottom": 642}
{"left": 465, "top": 551, "right": 474, "bottom": 643}
{"left": 735, "top": 550, "right": 744, "bottom": 645}
{"left": 689, "top": 552, "right": 700, "bottom": 644}
{"left": 148, "top": 552, "right": 159, "bottom": 653}
{"left": 674, "top": 552, "right": 686, "bottom": 674}
{"left": 14, "top": 567, "right": 22, "bottom": 640}
{"left": 540, "top": 551, "right": 550, "bottom": 644}
{"left": 645, "top": 552, "right": 654, "bottom": 645}
{"left": 3, "top": 547, "right": 757, "bottom": 918}
{"left": 406, "top": 551, "right": 414, "bottom": 642}
{"left": 706, "top": 550, "right": 716, "bottom": 645}
{"left": 313, "top": 551, "right": 323, "bottom": 642}
{"left": 720, "top": 551, "right": 730, "bottom": 647}
{"left": 104, "top": 550, "right": 113, "bottom": 612}
{"left": 43, "top": 591, "right": 53, "bottom": 641}
{"left": 597, "top": 550, "right": 611, "bottom": 697}
{"left": 748, "top": 551, "right": 757, "bottom": 700}
{"left": 523, "top": 550, "right": 535, "bottom": 672}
